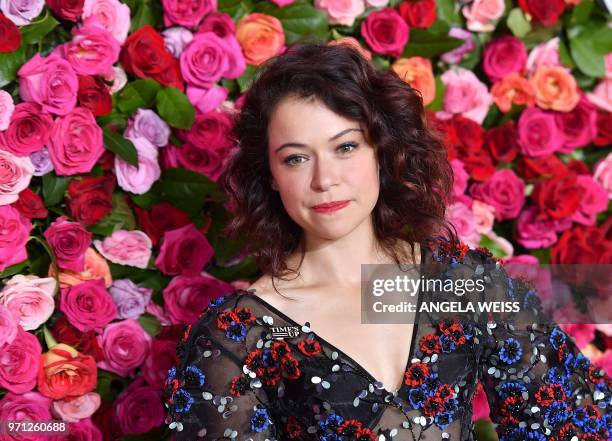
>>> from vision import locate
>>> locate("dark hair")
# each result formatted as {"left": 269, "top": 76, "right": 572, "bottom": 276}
{"left": 218, "top": 42, "right": 458, "bottom": 290}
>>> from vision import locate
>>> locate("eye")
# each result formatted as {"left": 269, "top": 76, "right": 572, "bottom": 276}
{"left": 338, "top": 142, "right": 358, "bottom": 153}
{"left": 283, "top": 155, "right": 306, "bottom": 166}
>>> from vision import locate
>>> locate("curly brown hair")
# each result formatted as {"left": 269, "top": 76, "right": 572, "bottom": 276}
{"left": 218, "top": 42, "right": 458, "bottom": 287}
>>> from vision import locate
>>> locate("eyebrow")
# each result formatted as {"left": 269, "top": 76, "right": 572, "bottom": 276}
{"left": 274, "top": 128, "right": 364, "bottom": 153}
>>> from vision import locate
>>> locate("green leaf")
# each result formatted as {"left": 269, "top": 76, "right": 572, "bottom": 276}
{"left": 568, "top": 0, "right": 594, "bottom": 26}
{"left": 436, "top": 0, "right": 461, "bottom": 27}
{"left": 0, "top": 260, "right": 29, "bottom": 278}
{"left": 218, "top": 0, "right": 255, "bottom": 22}
{"left": 403, "top": 28, "right": 463, "bottom": 58}
{"left": 130, "top": 183, "right": 162, "bottom": 209}
{"left": 103, "top": 129, "right": 139, "bottom": 166}
{"left": 43, "top": 325, "right": 58, "bottom": 349}
{"left": 425, "top": 76, "right": 445, "bottom": 112}
{"left": 479, "top": 235, "right": 506, "bottom": 259}
{"left": 569, "top": 30, "right": 605, "bottom": 78}
{"left": 265, "top": 3, "right": 329, "bottom": 45}
{"left": 117, "top": 79, "right": 162, "bottom": 115}
{"left": 138, "top": 313, "right": 161, "bottom": 337}
{"left": 506, "top": 8, "right": 532, "bottom": 38}
{"left": 96, "top": 111, "right": 128, "bottom": 130}
{"left": 0, "top": 41, "right": 29, "bottom": 88}
{"left": 558, "top": 38, "right": 576, "bottom": 69}
{"left": 42, "top": 173, "right": 72, "bottom": 207}
{"left": 156, "top": 87, "right": 195, "bottom": 130}
{"left": 130, "top": 0, "right": 163, "bottom": 32}
{"left": 159, "top": 168, "right": 225, "bottom": 214}
{"left": 20, "top": 11, "right": 60, "bottom": 45}
{"left": 236, "top": 65, "right": 258, "bottom": 93}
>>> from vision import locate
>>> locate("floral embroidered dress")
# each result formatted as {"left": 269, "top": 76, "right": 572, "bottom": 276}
{"left": 163, "top": 239, "right": 612, "bottom": 441}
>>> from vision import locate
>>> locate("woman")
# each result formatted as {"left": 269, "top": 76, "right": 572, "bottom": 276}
{"left": 163, "top": 43, "right": 611, "bottom": 441}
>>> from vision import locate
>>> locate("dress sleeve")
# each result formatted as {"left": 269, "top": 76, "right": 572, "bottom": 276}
{"left": 163, "top": 297, "right": 277, "bottom": 441}
{"left": 471, "top": 248, "right": 612, "bottom": 441}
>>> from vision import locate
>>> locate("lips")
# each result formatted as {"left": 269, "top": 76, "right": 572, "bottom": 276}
{"left": 312, "top": 200, "right": 350, "bottom": 209}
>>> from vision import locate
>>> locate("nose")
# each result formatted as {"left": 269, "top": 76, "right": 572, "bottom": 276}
{"left": 310, "top": 156, "right": 339, "bottom": 192}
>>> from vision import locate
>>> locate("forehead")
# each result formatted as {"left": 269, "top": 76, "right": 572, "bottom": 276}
{"left": 267, "top": 96, "right": 360, "bottom": 146}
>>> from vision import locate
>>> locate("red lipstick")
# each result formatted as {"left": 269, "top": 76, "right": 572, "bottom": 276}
{"left": 312, "top": 200, "right": 350, "bottom": 213}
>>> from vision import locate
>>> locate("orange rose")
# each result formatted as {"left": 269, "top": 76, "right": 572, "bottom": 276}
{"left": 491, "top": 73, "right": 536, "bottom": 112}
{"left": 48, "top": 247, "right": 112, "bottom": 289}
{"left": 37, "top": 343, "right": 98, "bottom": 400}
{"left": 530, "top": 65, "right": 579, "bottom": 112}
{"left": 328, "top": 36, "right": 372, "bottom": 60}
{"left": 391, "top": 56, "right": 436, "bottom": 106}
{"left": 236, "top": 13, "right": 286, "bottom": 66}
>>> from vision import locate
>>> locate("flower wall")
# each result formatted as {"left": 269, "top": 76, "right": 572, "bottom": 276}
{"left": 0, "top": 0, "right": 610, "bottom": 440}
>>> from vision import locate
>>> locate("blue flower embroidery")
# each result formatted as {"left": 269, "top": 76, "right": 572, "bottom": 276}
{"left": 499, "top": 338, "right": 522, "bottom": 364}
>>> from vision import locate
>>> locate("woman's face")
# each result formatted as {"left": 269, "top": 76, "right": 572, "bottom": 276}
{"left": 267, "top": 95, "right": 380, "bottom": 241}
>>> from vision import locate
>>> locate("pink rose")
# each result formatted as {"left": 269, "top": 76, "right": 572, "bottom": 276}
{"left": 0, "top": 326, "right": 42, "bottom": 394}
{"left": 439, "top": 68, "right": 492, "bottom": 124}
{"left": 48, "top": 107, "right": 104, "bottom": 176}
{"left": 107, "top": 65, "right": 128, "bottom": 93}
{"left": 59, "top": 278, "right": 117, "bottom": 333}
{"left": 462, "top": 0, "right": 505, "bottom": 32}
{"left": 526, "top": 37, "right": 563, "bottom": 76}
{"left": 447, "top": 200, "right": 480, "bottom": 248}
{"left": 162, "top": 0, "right": 216, "bottom": 28}
{"left": 124, "top": 109, "right": 171, "bottom": 148}
{"left": 314, "top": 0, "right": 365, "bottom": 27}
{"left": 162, "top": 26, "right": 194, "bottom": 57}
{"left": 0, "top": 275, "right": 56, "bottom": 331}
{"left": 44, "top": 215, "right": 92, "bottom": 273}
{"left": 517, "top": 107, "right": 563, "bottom": 157}
{"left": 559, "top": 324, "right": 596, "bottom": 350}
{"left": 51, "top": 392, "right": 101, "bottom": 423}
{"left": 593, "top": 153, "right": 612, "bottom": 199}
{"left": 65, "top": 18, "right": 121, "bottom": 76}
{"left": 114, "top": 136, "right": 161, "bottom": 195}
{"left": 54, "top": 418, "right": 103, "bottom": 439}
{"left": 472, "top": 199, "right": 495, "bottom": 234}
{"left": 450, "top": 159, "right": 469, "bottom": 197}
{"left": 180, "top": 31, "right": 246, "bottom": 89}
{"left": 142, "top": 338, "right": 178, "bottom": 389}
{"left": 18, "top": 53, "right": 78, "bottom": 116}
{"left": 0, "top": 392, "right": 52, "bottom": 441}
{"left": 0, "top": 205, "right": 32, "bottom": 271}
{"left": 163, "top": 272, "right": 235, "bottom": 324}
{"left": 482, "top": 35, "right": 527, "bottom": 82}
{"left": 586, "top": 78, "right": 612, "bottom": 113}
{"left": 440, "top": 27, "right": 476, "bottom": 65}
{"left": 155, "top": 223, "right": 214, "bottom": 276}
{"left": 0, "top": 102, "right": 53, "bottom": 156}
{"left": 93, "top": 230, "right": 153, "bottom": 269}
{"left": 97, "top": 319, "right": 151, "bottom": 377}
{"left": 197, "top": 11, "right": 235, "bottom": 38}
{"left": 0, "top": 149, "right": 34, "bottom": 205}
{"left": 0, "top": 304, "right": 18, "bottom": 347}
{"left": 0, "top": 0, "right": 45, "bottom": 25}
{"left": 114, "top": 377, "right": 164, "bottom": 435}
{"left": 82, "top": 0, "right": 131, "bottom": 44}
{"left": 469, "top": 169, "right": 525, "bottom": 221}
{"left": 360, "top": 8, "right": 409, "bottom": 58}
{"left": 554, "top": 96, "right": 598, "bottom": 153}
{"left": 109, "top": 279, "right": 153, "bottom": 320}
{"left": 0, "top": 90, "right": 15, "bottom": 131}
{"left": 516, "top": 206, "right": 559, "bottom": 249}
{"left": 570, "top": 175, "right": 608, "bottom": 226}
{"left": 186, "top": 84, "right": 229, "bottom": 113}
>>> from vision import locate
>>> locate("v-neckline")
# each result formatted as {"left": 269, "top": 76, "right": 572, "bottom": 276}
{"left": 243, "top": 243, "right": 428, "bottom": 396}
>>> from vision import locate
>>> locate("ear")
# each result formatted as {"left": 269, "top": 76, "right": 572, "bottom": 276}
{"left": 270, "top": 178, "right": 279, "bottom": 191}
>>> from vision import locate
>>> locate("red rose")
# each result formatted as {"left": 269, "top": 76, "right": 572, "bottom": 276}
{"left": 484, "top": 121, "right": 519, "bottom": 163}
{"left": 131, "top": 201, "right": 192, "bottom": 247}
{"left": 593, "top": 110, "right": 612, "bottom": 147}
{"left": 98, "top": 150, "right": 116, "bottom": 170}
{"left": 0, "top": 13, "right": 20, "bottom": 53}
{"left": 517, "top": 155, "right": 567, "bottom": 181}
{"left": 46, "top": 0, "right": 84, "bottom": 21}
{"left": 50, "top": 315, "right": 105, "bottom": 362}
{"left": 426, "top": 113, "right": 459, "bottom": 160}
{"left": 460, "top": 149, "right": 496, "bottom": 181}
{"left": 566, "top": 159, "right": 590, "bottom": 176}
{"left": 91, "top": 401, "right": 123, "bottom": 440}
{"left": 398, "top": 0, "right": 437, "bottom": 29}
{"left": 66, "top": 174, "right": 116, "bottom": 226}
{"left": 120, "top": 25, "right": 184, "bottom": 91}
{"left": 449, "top": 115, "right": 484, "bottom": 154}
{"left": 518, "top": 0, "right": 565, "bottom": 26}
{"left": 551, "top": 225, "right": 605, "bottom": 264}
{"left": 531, "top": 172, "right": 581, "bottom": 220}
{"left": 77, "top": 75, "right": 112, "bottom": 116}
{"left": 11, "top": 188, "right": 48, "bottom": 219}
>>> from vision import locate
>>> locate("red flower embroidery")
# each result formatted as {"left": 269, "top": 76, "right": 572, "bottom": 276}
{"left": 286, "top": 415, "right": 302, "bottom": 438}
{"left": 298, "top": 338, "right": 322, "bottom": 356}
{"left": 404, "top": 362, "right": 430, "bottom": 387}
{"left": 217, "top": 311, "right": 240, "bottom": 330}
{"left": 419, "top": 334, "right": 440, "bottom": 354}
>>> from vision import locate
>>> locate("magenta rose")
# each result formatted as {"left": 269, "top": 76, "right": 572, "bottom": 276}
{"left": 115, "top": 377, "right": 164, "bottom": 435}
{"left": 0, "top": 205, "right": 32, "bottom": 272}
{"left": 555, "top": 95, "right": 598, "bottom": 153}
{"left": 97, "top": 319, "right": 151, "bottom": 377}
{"left": 515, "top": 206, "right": 559, "bottom": 249}
{"left": 517, "top": 107, "right": 563, "bottom": 157}
{"left": 360, "top": 8, "right": 409, "bottom": 58}
{"left": 0, "top": 392, "right": 52, "bottom": 441}
{"left": 59, "top": 279, "right": 117, "bottom": 333}
{"left": 162, "top": 0, "right": 216, "bottom": 28}
{"left": 469, "top": 169, "right": 526, "bottom": 221}
{"left": 0, "top": 102, "right": 53, "bottom": 156}
{"left": 52, "top": 418, "right": 102, "bottom": 440}
{"left": 18, "top": 52, "right": 78, "bottom": 116}
{"left": 180, "top": 31, "right": 246, "bottom": 89}
{"left": 43, "top": 215, "right": 92, "bottom": 272}
{"left": 48, "top": 107, "right": 104, "bottom": 176}
{"left": 482, "top": 35, "right": 527, "bottom": 82}
{"left": 570, "top": 175, "right": 608, "bottom": 226}
{"left": 162, "top": 272, "right": 234, "bottom": 324}
{"left": 154, "top": 223, "right": 214, "bottom": 276}
{"left": 142, "top": 338, "right": 178, "bottom": 389}
{"left": 65, "top": 18, "right": 121, "bottom": 76}
{"left": 0, "top": 326, "right": 42, "bottom": 394}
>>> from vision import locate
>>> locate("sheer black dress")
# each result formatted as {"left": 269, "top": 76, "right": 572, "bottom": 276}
{"left": 163, "top": 238, "right": 611, "bottom": 441}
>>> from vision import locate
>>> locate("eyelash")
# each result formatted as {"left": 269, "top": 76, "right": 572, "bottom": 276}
{"left": 283, "top": 143, "right": 359, "bottom": 166}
